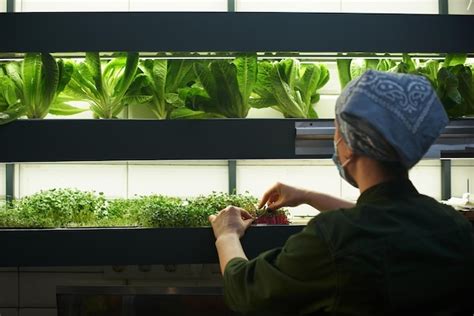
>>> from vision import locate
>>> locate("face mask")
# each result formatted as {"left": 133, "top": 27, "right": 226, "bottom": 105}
{"left": 333, "top": 137, "right": 358, "bottom": 188}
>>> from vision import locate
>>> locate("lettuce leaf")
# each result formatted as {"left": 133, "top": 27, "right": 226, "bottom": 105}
{"left": 0, "top": 53, "right": 79, "bottom": 125}
{"left": 180, "top": 54, "right": 257, "bottom": 118}
{"left": 125, "top": 59, "right": 196, "bottom": 119}
{"left": 65, "top": 52, "right": 139, "bottom": 119}
{"left": 253, "top": 59, "right": 329, "bottom": 118}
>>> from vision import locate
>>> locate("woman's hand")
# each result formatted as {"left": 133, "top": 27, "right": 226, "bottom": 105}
{"left": 209, "top": 206, "right": 254, "bottom": 240}
{"left": 209, "top": 206, "right": 253, "bottom": 274}
{"left": 259, "top": 182, "right": 308, "bottom": 210}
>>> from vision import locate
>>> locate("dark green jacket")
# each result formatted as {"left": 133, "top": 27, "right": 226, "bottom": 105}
{"left": 224, "top": 179, "right": 474, "bottom": 315}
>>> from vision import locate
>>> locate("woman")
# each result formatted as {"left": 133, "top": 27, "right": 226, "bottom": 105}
{"left": 209, "top": 70, "right": 474, "bottom": 315}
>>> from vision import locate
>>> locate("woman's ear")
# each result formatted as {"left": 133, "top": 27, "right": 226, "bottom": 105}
{"left": 346, "top": 151, "right": 357, "bottom": 163}
{"left": 338, "top": 137, "right": 352, "bottom": 159}
{"left": 345, "top": 145, "right": 355, "bottom": 158}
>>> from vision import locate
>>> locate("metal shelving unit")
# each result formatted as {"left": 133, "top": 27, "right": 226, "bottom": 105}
{"left": 0, "top": 11, "right": 473, "bottom": 266}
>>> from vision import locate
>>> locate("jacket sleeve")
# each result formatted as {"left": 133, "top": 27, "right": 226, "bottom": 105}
{"left": 223, "top": 221, "right": 337, "bottom": 314}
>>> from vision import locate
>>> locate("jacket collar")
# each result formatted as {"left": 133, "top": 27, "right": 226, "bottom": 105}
{"left": 356, "top": 178, "right": 419, "bottom": 206}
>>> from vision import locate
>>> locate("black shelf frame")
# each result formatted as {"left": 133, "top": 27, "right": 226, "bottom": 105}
{"left": 1, "top": 118, "right": 473, "bottom": 163}
{"left": 0, "top": 12, "right": 473, "bottom": 53}
{"left": 0, "top": 119, "right": 333, "bottom": 162}
{"left": 0, "top": 225, "right": 304, "bottom": 266}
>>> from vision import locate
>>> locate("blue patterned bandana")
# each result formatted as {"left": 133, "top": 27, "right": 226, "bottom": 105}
{"left": 335, "top": 70, "right": 449, "bottom": 169}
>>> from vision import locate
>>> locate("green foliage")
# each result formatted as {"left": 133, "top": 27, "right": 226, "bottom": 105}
{"left": 132, "top": 195, "right": 186, "bottom": 227}
{"left": 437, "top": 64, "right": 474, "bottom": 117}
{"left": 0, "top": 204, "right": 20, "bottom": 227}
{"left": 252, "top": 59, "right": 329, "bottom": 118}
{"left": 336, "top": 53, "right": 474, "bottom": 118}
{"left": 0, "top": 189, "right": 290, "bottom": 228}
{"left": 393, "top": 54, "right": 474, "bottom": 118}
{"left": 96, "top": 198, "right": 141, "bottom": 227}
{"left": 1, "top": 53, "right": 472, "bottom": 121}
{"left": 187, "top": 191, "right": 258, "bottom": 214}
{"left": 125, "top": 59, "right": 196, "bottom": 119}
{"left": 179, "top": 53, "right": 257, "bottom": 118}
{"left": 0, "top": 53, "right": 82, "bottom": 125}
{"left": 336, "top": 55, "right": 396, "bottom": 89}
{"left": 106, "top": 192, "right": 259, "bottom": 228}
{"left": 2, "top": 188, "right": 107, "bottom": 228}
{"left": 0, "top": 65, "right": 23, "bottom": 124}
{"left": 65, "top": 52, "right": 139, "bottom": 119}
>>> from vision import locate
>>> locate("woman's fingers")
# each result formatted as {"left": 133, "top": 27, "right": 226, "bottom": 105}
{"left": 208, "top": 206, "right": 254, "bottom": 239}
{"left": 240, "top": 208, "right": 253, "bottom": 220}
{"left": 267, "top": 200, "right": 279, "bottom": 211}
{"left": 243, "top": 218, "right": 254, "bottom": 229}
{"left": 259, "top": 183, "right": 280, "bottom": 208}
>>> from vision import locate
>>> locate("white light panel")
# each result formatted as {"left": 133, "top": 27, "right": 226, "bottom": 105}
{"left": 451, "top": 160, "right": 474, "bottom": 198}
{"left": 341, "top": 179, "right": 360, "bottom": 201}
{"left": 316, "top": 95, "right": 337, "bottom": 119}
{"left": 341, "top": 0, "right": 438, "bottom": 14}
{"left": 449, "top": 0, "right": 474, "bottom": 15}
{"left": 18, "top": 163, "right": 128, "bottom": 198}
{"left": 409, "top": 160, "right": 442, "bottom": 200}
{"left": 130, "top": 0, "right": 227, "bottom": 11}
{"left": 236, "top": 160, "right": 340, "bottom": 215}
{"left": 0, "top": 165, "right": 5, "bottom": 198}
{"left": 127, "top": 163, "right": 228, "bottom": 198}
{"left": 342, "top": 161, "right": 443, "bottom": 201}
{"left": 236, "top": 0, "right": 340, "bottom": 12}
{"left": 17, "top": 0, "right": 129, "bottom": 12}
{"left": 317, "top": 62, "right": 341, "bottom": 96}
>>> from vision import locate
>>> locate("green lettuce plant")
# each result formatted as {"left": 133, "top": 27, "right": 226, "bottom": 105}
{"left": 336, "top": 55, "right": 396, "bottom": 89}
{"left": 251, "top": 59, "right": 329, "bottom": 118}
{"left": 65, "top": 52, "right": 139, "bottom": 119}
{"left": 177, "top": 53, "right": 257, "bottom": 118}
{"left": 0, "top": 53, "right": 84, "bottom": 125}
{"left": 336, "top": 53, "right": 473, "bottom": 118}
{"left": 436, "top": 59, "right": 474, "bottom": 118}
{"left": 395, "top": 54, "right": 473, "bottom": 117}
{"left": 0, "top": 67, "right": 23, "bottom": 124}
{"left": 125, "top": 59, "right": 197, "bottom": 119}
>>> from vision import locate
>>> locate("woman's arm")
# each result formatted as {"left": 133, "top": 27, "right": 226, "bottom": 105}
{"left": 302, "top": 190, "right": 355, "bottom": 211}
{"left": 259, "top": 182, "right": 355, "bottom": 212}
{"left": 215, "top": 234, "right": 247, "bottom": 274}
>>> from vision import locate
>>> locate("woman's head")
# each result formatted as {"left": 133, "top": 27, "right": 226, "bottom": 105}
{"left": 334, "top": 70, "right": 448, "bottom": 170}
{"left": 333, "top": 119, "right": 408, "bottom": 189}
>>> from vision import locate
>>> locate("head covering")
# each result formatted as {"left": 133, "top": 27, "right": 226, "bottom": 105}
{"left": 335, "top": 69, "right": 449, "bottom": 169}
